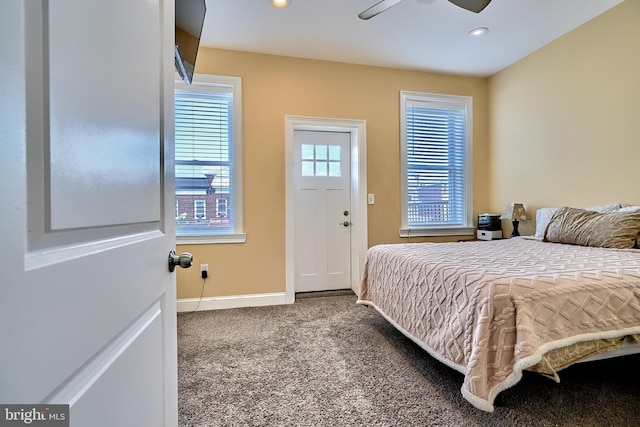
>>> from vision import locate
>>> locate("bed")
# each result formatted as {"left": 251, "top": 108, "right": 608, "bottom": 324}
{"left": 357, "top": 206, "right": 640, "bottom": 412}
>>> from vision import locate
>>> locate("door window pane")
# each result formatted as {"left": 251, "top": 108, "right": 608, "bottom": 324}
{"left": 300, "top": 144, "right": 342, "bottom": 177}
{"left": 301, "top": 144, "right": 314, "bottom": 160}
{"left": 328, "top": 161, "right": 341, "bottom": 177}
{"left": 316, "top": 161, "right": 328, "bottom": 176}
{"left": 328, "top": 145, "right": 341, "bottom": 161}
{"left": 302, "top": 161, "right": 315, "bottom": 176}
{"left": 315, "top": 145, "right": 328, "bottom": 160}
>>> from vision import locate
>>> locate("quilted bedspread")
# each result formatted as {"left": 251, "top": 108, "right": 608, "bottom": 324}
{"left": 357, "top": 237, "right": 640, "bottom": 412}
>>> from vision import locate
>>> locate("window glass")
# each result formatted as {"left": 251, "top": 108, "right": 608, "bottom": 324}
{"left": 175, "top": 75, "right": 244, "bottom": 242}
{"left": 316, "top": 161, "right": 328, "bottom": 177}
{"left": 400, "top": 91, "right": 473, "bottom": 237}
{"left": 301, "top": 144, "right": 314, "bottom": 160}
{"left": 328, "top": 145, "right": 340, "bottom": 161}
{"left": 315, "top": 145, "right": 328, "bottom": 160}
{"left": 299, "top": 144, "right": 342, "bottom": 177}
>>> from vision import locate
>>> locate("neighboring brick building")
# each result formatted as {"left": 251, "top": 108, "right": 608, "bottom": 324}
{"left": 175, "top": 173, "right": 230, "bottom": 229}
{"left": 408, "top": 182, "right": 450, "bottom": 224}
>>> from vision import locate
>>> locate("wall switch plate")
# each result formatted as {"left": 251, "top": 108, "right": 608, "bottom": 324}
{"left": 367, "top": 194, "right": 375, "bottom": 205}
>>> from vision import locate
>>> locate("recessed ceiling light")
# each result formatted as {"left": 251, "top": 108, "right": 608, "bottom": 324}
{"left": 271, "top": 0, "right": 290, "bottom": 8}
{"left": 469, "top": 27, "right": 489, "bottom": 37}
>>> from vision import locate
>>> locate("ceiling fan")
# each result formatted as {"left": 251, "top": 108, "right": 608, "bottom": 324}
{"left": 358, "top": 0, "right": 491, "bottom": 20}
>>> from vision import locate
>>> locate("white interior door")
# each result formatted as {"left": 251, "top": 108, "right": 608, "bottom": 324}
{"left": 1, "top": 1, "right": 178, "bottom": 426}
{"left": 293, "top": 130, "right": 351, "bottom": 293}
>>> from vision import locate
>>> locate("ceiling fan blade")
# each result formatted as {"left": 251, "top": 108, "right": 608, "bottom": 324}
{"left": 447, "top": 0, "right": 491, "bottom": 13}
{"left": 358, "top": 0, "right": 405, "bottom": 20}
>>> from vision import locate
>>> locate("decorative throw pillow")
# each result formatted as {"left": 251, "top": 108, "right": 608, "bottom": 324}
{"left": 534, "top": 203, "right": 627, "bottom": 240}
{"left": 544, "top": 207, "right": 640, "bottom": 249}
{"left": 618, "top": 206, "right": 640, "bottom": 248}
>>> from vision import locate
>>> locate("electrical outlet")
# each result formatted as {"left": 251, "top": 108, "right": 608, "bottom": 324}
{"left": 200, "top": 264, "right": 209, "bottom": 279}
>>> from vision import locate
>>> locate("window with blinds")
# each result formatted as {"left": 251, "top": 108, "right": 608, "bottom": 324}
{"left": 399, "top": 91, "right": 473, "bottom": 237}
{"left": 174, "top": 75, "right": 244, "bottom": 242}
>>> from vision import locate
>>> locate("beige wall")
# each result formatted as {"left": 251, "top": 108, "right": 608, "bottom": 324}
{"left": 488, "top": 1, "right": 640, "bottom": 236}
{"left": 177, "top": 50, "right": 490, "bottom": 299}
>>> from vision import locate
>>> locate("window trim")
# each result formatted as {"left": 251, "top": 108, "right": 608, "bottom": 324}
{"left": 175, "top": 73, "right": 245, "bottom": 244}
{"left": 399, "top": 91, "right": 474, "bottom": 237}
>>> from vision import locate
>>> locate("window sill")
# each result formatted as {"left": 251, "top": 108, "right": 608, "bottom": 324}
{"left": 177, "top": 233, "right": 246, "bottom": 245}
{"left": 399, "top": 227, "right": 475, "bottom": 238}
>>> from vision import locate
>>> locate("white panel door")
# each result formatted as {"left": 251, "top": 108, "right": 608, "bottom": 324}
{"left": 0, "top": 1, "right": 178, "bottom": 426}
{"left": 293, "top": 131, "right": 351, "bottom": 293}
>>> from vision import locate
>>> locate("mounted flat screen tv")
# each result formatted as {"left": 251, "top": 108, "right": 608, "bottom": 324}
{"left": 175, "top": 0, "right": 207, "bottom": 86}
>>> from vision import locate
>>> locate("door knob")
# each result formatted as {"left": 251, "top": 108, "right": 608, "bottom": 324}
{"left": 340, "top": 221, "right": 350, "bottom": 227}
{"left": 168, "top": 250, "right": 193, "bottom": 272}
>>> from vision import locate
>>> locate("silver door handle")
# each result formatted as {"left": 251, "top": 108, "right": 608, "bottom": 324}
{"left": 168, "top": 250, "right": 193, "bottom": 272}
{"left": 340, "top": 221, "right": 350, "bottom": 227}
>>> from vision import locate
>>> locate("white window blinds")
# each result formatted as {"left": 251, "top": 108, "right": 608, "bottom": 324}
{"left": 175, "top": 76, "right": 244, "bottom": 241}
{"left": 400, "top": 91, "right": 473, "bottom": 236}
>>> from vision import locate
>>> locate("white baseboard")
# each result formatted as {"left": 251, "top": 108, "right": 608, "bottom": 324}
{"left": 176, "top": 292, "right": 289, "bottom": 312}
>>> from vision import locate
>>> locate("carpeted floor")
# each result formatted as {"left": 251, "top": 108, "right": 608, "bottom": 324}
{"left": 178, "top": 291, "right": 640, "bottom": 426}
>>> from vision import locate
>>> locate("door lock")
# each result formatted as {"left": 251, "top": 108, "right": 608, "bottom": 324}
{"left": 168, "top": 250, "right": 193, "bottom": 272}
{"left": 340, "top": 221, "right": 350, "bottom": 227}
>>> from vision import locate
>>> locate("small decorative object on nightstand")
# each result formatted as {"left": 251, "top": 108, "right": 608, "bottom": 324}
{"left": 500, "top": 203, "right": 529, "bottom": 238}
{"left": 477, "top": 213, "right": 503, "bottom": 240}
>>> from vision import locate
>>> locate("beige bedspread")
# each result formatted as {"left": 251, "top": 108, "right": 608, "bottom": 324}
{"left": 357, "top": 237, "right": 640, "bottom": 412}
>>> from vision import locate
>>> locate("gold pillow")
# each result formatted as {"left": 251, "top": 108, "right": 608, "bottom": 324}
{"left": 544, "top": 207, "right": 640, "bottom": 249}
{"left": 618, "top": 206, "right": 640, "bottom": 248}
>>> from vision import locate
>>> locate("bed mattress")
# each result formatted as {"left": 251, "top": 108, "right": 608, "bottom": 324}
{"left": 357, "top": 237, "right": 640, "bottom": 411}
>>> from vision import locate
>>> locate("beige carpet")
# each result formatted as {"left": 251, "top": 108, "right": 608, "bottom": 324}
{"left": 178, "top": 291, "right": 640, "bottom": 426}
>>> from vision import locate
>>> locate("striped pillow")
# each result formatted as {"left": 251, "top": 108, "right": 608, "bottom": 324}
{"left": 544, "top": 207, "right": 640, "bottom": 249}
{"left": 618, "top": 206, "right": 640, "bottom": 248}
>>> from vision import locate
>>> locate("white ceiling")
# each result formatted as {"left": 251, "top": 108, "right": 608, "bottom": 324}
{"left": 200, "top": 0, "right": 622, "bottom": 77}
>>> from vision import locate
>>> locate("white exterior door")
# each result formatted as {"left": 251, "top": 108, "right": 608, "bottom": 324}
{"left": 1, "top": 1, "right": 178, "bottom": 426}
{"left": 293, "top": 131, "right": 352, "bottom": 293}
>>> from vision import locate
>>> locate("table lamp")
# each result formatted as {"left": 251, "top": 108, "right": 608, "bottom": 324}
{"left": 500, "top": 203, "right": 529, "bottom": 238}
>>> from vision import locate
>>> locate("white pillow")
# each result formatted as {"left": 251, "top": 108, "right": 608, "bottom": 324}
{"left": 584, "top": 203, "right": 627, "bottom": 213}
{"left": 534, "top": 203, "right": 628, "bottom": 239}
{"left": 618, "top": 206, "right": 640, "bottom": 213}
{"left": 534, "top": 208, "right": 558, "bottom": 239}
